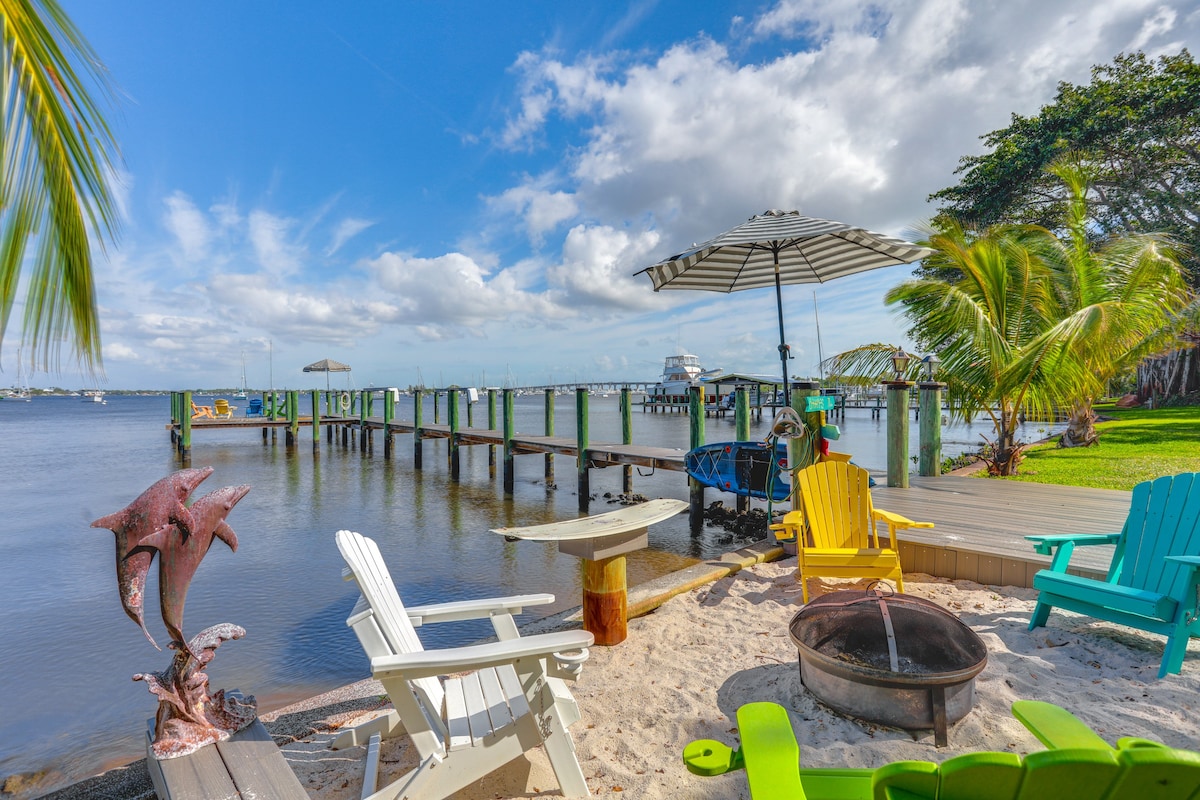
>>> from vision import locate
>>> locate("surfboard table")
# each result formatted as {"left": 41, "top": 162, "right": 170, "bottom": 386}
{"left": 491, "top": 498, "right": 689, "bottom": 645}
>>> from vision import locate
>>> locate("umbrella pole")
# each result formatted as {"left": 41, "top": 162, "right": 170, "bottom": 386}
{"left": 774, "top": 252, "right": 790, "bottom": 407}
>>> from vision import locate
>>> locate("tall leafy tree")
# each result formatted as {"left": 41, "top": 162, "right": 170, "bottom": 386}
{"left": 928, "top": 50, "right": 1200, "bottom": 287}
{"left": 0, "top": 0, "right": 118, "bottom": 376}
{"left": 1033, "top": 159, "right": 1193, "bottom": 446}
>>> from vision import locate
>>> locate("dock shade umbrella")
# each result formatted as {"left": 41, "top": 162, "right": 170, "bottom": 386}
{"left": 302, "top": 358, "right": 352, "bottom": 391}
{"left": 635, "top": 210, "right": 933, "bottom": 406}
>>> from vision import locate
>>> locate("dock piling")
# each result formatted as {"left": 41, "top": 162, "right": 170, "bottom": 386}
{"left": 449, "top": 388, "right": 461, "bottom": 480}
{"left": 413, "top": 390, "right": 423, "bottom": 469}
{"left": 503, "top": 389, "right": 515, "bottom": 494}
{"left": 544, "top": 389, "right": 555, "bottom": 485}
{"left": 576, "top": 388, "right": 590, "bottom": 512}
{"left": 688, "top": 385, "right": 705, "bottom": 532}
{"left": 621, "top": 388, "right": 633, "bottom": 495}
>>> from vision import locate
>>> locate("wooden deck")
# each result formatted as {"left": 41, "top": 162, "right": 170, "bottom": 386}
{"left": 871, "top": 476, "right": 1130, "bottom": 588}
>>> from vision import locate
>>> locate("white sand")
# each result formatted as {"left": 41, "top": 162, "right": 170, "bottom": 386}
{"left": 276, "top": 561, "right": 1200, "bottom": 799}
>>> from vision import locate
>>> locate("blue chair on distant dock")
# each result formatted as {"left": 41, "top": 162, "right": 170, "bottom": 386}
{"left": 245, "top": 398, "right": 264, "bottom": 417}
{"left": 1027, "top": 472, "right": 1200, "bottom": 678}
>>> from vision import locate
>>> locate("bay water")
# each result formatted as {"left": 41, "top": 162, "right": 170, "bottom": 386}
{"left": 0, "top": 393, "right": 1062, "bottom": 793}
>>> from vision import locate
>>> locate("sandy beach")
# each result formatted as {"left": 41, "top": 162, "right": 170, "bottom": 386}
{"left": 253, "top": 559, "right": 1200, "bottom": 800}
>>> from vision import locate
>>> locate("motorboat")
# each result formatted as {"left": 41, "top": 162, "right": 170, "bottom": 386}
{"left": 649, "top": 354, "right": 721, "bottom": 402}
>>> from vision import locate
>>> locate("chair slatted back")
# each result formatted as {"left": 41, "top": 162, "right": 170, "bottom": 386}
{"left": 336, "top": 530, "right": 446, "bottom": 715}
{"left": 797, "top": 461, "right": 878, "bottom": 550}
{"left": 1119, "top": 473, "right": 1200, "bottom": 598}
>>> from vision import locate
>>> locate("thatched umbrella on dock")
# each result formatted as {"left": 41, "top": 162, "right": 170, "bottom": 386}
{"left": 302, "top": 358, "right": 351, "bottom": 391}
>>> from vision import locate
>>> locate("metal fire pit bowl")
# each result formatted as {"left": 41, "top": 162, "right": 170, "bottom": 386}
{"left": 788, "top": 586, "right": 988, "bottom": 746}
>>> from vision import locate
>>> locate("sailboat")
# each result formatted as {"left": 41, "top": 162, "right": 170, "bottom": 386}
{"left": 233, "top": 352, "right": 248, "bottom": 399}
{"left": 4, "top": 349, "right": 31, "bottom": 401}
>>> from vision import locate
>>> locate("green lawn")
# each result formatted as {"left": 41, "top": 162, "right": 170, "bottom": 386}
{"left": 989, "top": 405, "right": 1200, "bottom": 491}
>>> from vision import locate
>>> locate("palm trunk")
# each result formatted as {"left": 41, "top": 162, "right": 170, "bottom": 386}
{"left": 1058, "top": 401, "right": 1098, "bottom": 447}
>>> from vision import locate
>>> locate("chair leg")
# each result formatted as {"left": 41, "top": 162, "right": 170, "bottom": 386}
{"left": 1159, "top": 630, "right": 1190, "bottom": 678}
{"left": 540, "top": 708, "right": 590, "bottom": 797}
{"left": 1029, "top": 600, "right": 1052, "bottom": 630}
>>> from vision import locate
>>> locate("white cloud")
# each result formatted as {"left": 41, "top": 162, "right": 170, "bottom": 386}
{"left": 548, "top": 224, "right": 663, "bottom": 308}
{"left": 486, "top": 178, "right": 580, "bottom": 245}
{"left": 162, "top": 191, "right": 211, "bottom": 263}
{"left": 248, "top": 210, "right": 304, "bottom": 276}
{"left": 326, "top": 218, "right": 376, "bottom": 256}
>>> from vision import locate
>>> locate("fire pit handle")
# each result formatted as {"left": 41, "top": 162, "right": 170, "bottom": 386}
{"left": 867, "top": 580, "right": 896, "bottom": 597}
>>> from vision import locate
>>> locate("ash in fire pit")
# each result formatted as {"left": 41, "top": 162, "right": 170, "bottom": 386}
{"left": 788, "top": 585, "right": 988, "bottom": 746}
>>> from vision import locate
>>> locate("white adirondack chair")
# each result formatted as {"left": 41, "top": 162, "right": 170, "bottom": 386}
{"left": 333, "top": 530, "right": 595, "bottom": 799}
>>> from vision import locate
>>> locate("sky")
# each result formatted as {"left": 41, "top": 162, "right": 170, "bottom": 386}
{"left": 11, "top": 0, "right": 1199, "bottom": 391}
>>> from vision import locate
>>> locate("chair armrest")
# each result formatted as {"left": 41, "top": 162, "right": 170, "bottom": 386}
{"left": 1163, "top": 555, "right": 1200, "bottom": 568}
{"left": 405, "top": 594, "right": 555, "bottom": 626}
{"left": 873, "top": 508, "right": 934, "bottom": 530}
{"left": 1011, "top": 700, "right": 1112, "bottom": 750}
{"left": 370, "top": 629, "right": 594, "bottom": 681}
{"left": 1025, "top": 533, "right": 1121, "bottom": 556}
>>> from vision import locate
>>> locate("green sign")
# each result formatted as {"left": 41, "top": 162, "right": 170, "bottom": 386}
{"left": 804, "top": 395, "right": 836, "bottom": 412}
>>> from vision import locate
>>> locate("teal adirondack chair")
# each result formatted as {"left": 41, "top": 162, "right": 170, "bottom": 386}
{"left": 1026, "top": 472, "right": 1200, "bottom": 678}
{"left": 682, "top": 701, "right": 1200, "bottom": 800}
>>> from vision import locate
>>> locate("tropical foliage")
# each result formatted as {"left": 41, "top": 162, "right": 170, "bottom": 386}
{"left": 928, "top": 50, "right": 1200, "bottom": 287}
{"left": 0, "top": 0, "right": 118, "bottom": 375}
{"left": 828, "top": 164, "right": 1194, "bottom": 475}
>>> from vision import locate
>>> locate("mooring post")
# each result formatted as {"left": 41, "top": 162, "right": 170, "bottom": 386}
{"left": 688, "top": 385, "right": 705, "bottom": 533}
{"left": 918, "top": 380, "right": 944, "bottom": 477}
{"left": 788, "top": 381, "right": 822, "bottom": 511}
{"left": 621, "top": 387, "right": 633, "bottom": 494}
{"left": 735, "top": 386, "right": 751, "bottom": 514}
{"left": 359, "top": 390, "right": 369, "bottom": 451}
{"left": 287, "top": 390, "right": 299, "bottom": 446}
{"left": 180, "top": 391, "right": 192, "bottom": 458}
{"left": 544, "top": 389, "right": 555, "bottom": 485}
{"left": 487, "top": 389, "right": 497, "bottom": 475}
{"left": 886, "top": 380, "right": 913, "bottom": 487}
{"left": 169, "top": 392, "right": 178, "bottom": 444}
{"left": 449, "top": 387, "right": 461, "bottom": 480}
{"left": 503, "top": 389, "right": 515, "bottom": 495}
{"left": 413, "top": 389, "right": 424, "bottom": 469}
{"left": 311, "top": 390, "right": 320, "bottom": 453}
{"left": 433, "top": 390, "right": 440, "bottom": 424}
{"left": 576, "top": 387, "right": 590, "bottom": 512}
{"left": 383, "top": 388, "right": 395, "bottom": 459}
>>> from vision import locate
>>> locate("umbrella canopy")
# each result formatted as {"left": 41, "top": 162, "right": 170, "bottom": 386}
{"left": 635, "top": 209, "right": 933, "bottom": 404}
{"left": 302, "top": 358, "right": 352, "bottom": 391}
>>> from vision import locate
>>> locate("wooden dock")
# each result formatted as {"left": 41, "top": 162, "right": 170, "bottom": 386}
{"left": 169, "top": 389, "right": 1137, "bottom": 590}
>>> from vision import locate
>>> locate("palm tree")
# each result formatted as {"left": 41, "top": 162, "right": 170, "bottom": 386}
{"left": 829, "top": 224, "right": 1077, "bottom": 476}
{"left": 1, "top": 0, "right": 119, "bottom": 375}
{"left": 1033, "top": 159, "right": 1192, "bottom": 447}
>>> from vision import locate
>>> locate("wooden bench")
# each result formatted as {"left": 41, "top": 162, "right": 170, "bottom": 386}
{"left": 145, "top": 716, "right": 308, "bottom": 800}
{"left": 491, "top": 498, "right": 688, "bottom": 645}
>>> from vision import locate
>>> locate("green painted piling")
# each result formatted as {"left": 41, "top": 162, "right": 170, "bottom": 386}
{"left": 180, "top": 391, "right": 192, "bottom": 456}
{"left": 544, "top": 389, "right": 555, "bottom": 484}
{"left": 688, "top": 385, "right": 705, "bottom": 532}
{"left": 449, "top": 388, "right": 461, "bottom": 480}
{"left": 359, "top": 389, "right": 369, "bottom": 450}
{"left": 621, "top": 388, "right": 633, "bottom": 494}
{"left": 736, "top": 386, "right": 750, "bottom": 514}
{"left": 918, "top": 381, "right": 943, "bottom": 477}
{"left": 287, "top": 390, "right": 299, "bottom": 446}
{"left": 576, "top": 387, "right": 590, "bottom": 511}
{"left": 790, "top": 381, "right": 821, "bottom": 509}
{"left": 433, "top": 390, "right": 440, "bottom": 424}
{"left": 467, "top": 390, "right": 474, "bottom": 427}
{"left": 503, "top": 389, "right": 515, "bottom": 494}
{"left": 886, "top": 381, "right": 912, "bottom": 488}
{"left": 413, "top": 389, "right": 424, "bottom": 469}
{"left": 384, "top": 388, "right": 395, "bottom": 459}
{"left": 488, "top": 389, "right": 497, "bottom": 473}
{"left": 311, "top": 390, "right": 320, "bottom": 452}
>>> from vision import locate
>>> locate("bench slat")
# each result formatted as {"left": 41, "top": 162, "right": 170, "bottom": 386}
{"left": 490, "top": 498, "right": 687, "bottom": 541}
{"left": 216, "top": 718, "right": 309, "bottom": 800}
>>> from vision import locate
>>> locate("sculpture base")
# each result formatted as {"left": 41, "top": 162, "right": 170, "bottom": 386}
{"left": 134, "top": 623, "right": 258, "bottom": 760}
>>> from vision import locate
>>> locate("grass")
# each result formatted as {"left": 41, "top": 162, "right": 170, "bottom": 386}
{"left": 985, "top": 405, "right": 1200, "bottom": 491}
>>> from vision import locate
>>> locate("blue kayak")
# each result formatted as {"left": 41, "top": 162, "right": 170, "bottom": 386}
{"left": 685, "top": 441, "right": 792, "bottom": 501}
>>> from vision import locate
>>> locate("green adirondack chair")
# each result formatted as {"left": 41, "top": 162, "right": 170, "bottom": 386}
{"left": 682, "top": 701, "right": 1200, "bottom": 800}
{"left": 1026, "top": 472, "right": 1200, "bottom": 678}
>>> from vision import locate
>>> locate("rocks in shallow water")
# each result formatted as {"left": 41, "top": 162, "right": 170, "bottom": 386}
{"left": 702, "top": 501, "right": 772, "bottom": 539}
{"left": 604, "top": 492, "right": 649, "bottom": 505}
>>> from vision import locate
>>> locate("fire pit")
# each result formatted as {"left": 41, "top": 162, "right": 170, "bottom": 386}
{"left": 787, "top": 585, "right": 988, "bottom": 746}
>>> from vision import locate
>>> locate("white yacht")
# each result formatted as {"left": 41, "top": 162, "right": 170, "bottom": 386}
{"left": 650, "top": 354, "right": 721, "bottom": 401}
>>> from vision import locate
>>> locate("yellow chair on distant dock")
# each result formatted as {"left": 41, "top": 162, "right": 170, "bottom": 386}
{"left": 213, "top": 399, "right": 235, "bottom": 418}
{"left": 191, "top": 401, "right": 214, "bottom": 419}
{"left": 770, "top": 460, "right": 933, "bottom": 602}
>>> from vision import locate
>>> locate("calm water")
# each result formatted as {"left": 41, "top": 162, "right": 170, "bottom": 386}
{"left": 0, "top": 393, "right": 1062, "bottom": 793}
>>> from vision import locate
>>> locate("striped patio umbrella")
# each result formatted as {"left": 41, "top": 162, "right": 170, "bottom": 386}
{"left": 635, "top": 210, "right": 933, "bottom": 405}
{"left": 302, "top": 358, "right": 351, "bottom": 391}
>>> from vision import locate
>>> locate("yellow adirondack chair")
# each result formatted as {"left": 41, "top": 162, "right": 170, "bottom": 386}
{"left": 770, "top": 460, "right": 933, "bottom": 602}
{"left": 213, "top": 398, "right": 235, "bottom": 418}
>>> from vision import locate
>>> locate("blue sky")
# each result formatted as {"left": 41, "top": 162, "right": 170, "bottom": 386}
{"left": 16, "top": 0, "right": 1199, "bottom": 390}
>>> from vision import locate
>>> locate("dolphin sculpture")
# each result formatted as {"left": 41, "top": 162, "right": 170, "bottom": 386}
{"left": 141, "top": 484, "right": 250, "bottom": 654}
{"left": 91, "top": 467, "right": 214, "bottom": 649}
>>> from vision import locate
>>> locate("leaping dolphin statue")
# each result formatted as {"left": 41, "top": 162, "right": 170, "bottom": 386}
{"left": 91, "top": 467, "right": 214, "bottom": 649}
{"left": 141, "top": 484, "right": 250, "bottom": 654}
